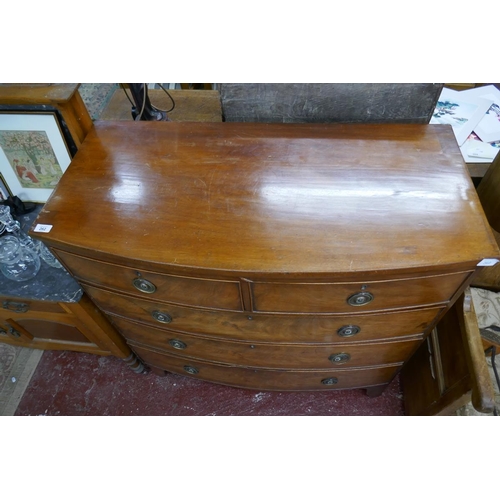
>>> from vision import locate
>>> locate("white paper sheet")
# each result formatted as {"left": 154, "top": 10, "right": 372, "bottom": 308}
{"left": 430, "top": 87, "right": 493, "bottom": 146}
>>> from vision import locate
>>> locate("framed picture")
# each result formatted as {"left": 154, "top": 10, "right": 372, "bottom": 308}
{"left": 0, "top": 172, "right": 13, "bottom": 201}
{"left": 0, "top": 112, "right": 72, "bottom": 203}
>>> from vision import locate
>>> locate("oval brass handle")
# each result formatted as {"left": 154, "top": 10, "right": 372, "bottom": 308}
{"left": 169, "top": 339, "right": 187, "bottom": 350}
{"left": 328, "top": 353, "right": 351, "bottom": 364}
{"left": 321, "top": 377, "right": 338, "bottom": 385}
{"left": 183, "top": 365, "right": 199, "bottom": 375}
{"left": 152, "top": 311, "right": 172, "bottom": 323}
{"left": 3, "top": 301, "right": 29, "bottom": 313}
{"left": 347, "top": 292, "right": 374, "bottom": 307}
{"left": 337, "top": 325, "right": 360, "bottom": 337}
{"left": 133, "top": 278, "right": 157, "bottom": 294}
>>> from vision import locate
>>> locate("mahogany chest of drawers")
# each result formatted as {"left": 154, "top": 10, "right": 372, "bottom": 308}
{"left": 30, "top": 121, "right": 500, "bottom": 394}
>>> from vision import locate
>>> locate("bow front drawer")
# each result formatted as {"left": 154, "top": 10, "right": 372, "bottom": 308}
{"left": 55, "top": 250, "right": 242, "bottom": 311}
{"left": 250, "top": 272, "right": 471, "bottom": 313}
{"left": 131, "top": 344, "right": 402, "bottom": 391}
{"left": 112, "top": 315, "right": 421, "bottom": 369}
{"left": 84, "top": 284, "right": 441, "bottom": 343}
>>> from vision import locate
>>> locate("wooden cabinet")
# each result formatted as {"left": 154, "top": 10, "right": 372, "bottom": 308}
{"left": 30, "top": 122, "right": 500, "bottom": 394}
{"left": 0, "top": 84, "right": 93, "bottom": 151}
{"left": 0, "top": 203, "right": 144, "bottom": 373}
{"left": 0, "top": 293, "right": 143, "bottom": 372}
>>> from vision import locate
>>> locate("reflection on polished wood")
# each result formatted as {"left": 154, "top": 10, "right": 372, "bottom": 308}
{"left": 36, "top": 122, "right": 499, "bottom": 276}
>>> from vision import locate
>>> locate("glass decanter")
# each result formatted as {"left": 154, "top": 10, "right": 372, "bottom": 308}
{"left": 0, "top": 233, "right": 41, "bottom": 281}
{"left": 0, "top": 205, "right": 62, "bottom": 275}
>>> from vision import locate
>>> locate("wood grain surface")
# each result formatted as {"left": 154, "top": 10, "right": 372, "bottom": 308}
{"left": 33, "top": 121, "right": 500, "bottom": 277}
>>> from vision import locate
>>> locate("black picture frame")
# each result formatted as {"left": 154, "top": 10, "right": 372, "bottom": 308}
{"left": 0, "top": 104, "right": 78, "bottom": 157}
{"left": 0, "top": 172, "right": 13, "bottom": 201}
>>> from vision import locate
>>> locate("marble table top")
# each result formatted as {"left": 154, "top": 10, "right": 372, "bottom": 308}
{"left": 0, "top": 204, "right": 82, "bottom": 303}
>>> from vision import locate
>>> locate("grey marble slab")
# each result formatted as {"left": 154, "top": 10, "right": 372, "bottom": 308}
{"left": 0, "top": 204, "right": 82, "bottom": 303}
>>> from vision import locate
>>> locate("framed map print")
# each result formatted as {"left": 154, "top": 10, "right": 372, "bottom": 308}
{"left": 0, "top": 112, "right": 72, "bottom": 202}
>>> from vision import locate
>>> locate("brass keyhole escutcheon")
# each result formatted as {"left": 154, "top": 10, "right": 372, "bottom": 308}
{"left": 152, "top": 311, "right": 172, "bottom": 323}
{"left": 347, "top": 292, "right": 374, "bottom": 307}
{"left": 337, "top": 325, "right": 360, "bottom": 337}
{"left": 328, "top": 353, "right": 351, "bottom": 364}
{"left": 133, "top": 278, "right": 157, "bottom": 294}
{"left": 321, "top": 377, "right": 338, "bottom": 385}
{"left": 169, "top": 339, "right": 187, "bottom": 350}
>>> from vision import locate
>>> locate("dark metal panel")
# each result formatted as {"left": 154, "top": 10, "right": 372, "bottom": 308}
{"left": 220, "top": 83, "right": 444, "bottom": 123}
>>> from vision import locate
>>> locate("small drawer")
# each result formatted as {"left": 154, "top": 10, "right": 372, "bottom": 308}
{"left": 131, "top": 344, "right": 401, "bottom": 391}
{"left": 250, "top": 272, "right": 470, "bottom": 313}
{"left": 112, "top": 315, "right": 422, "bottom": 369}
{"left": 0, "top": 297, "right": 65, "bottom": 315}
{"left": 85, "top": 285, "right": 440, "bottom": 343}
{"left": 55, "top": 250, "right": 242, "bottom": 311}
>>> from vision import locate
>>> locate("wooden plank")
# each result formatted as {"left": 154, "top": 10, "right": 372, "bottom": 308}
{"left": 0, "top": 84, "right": 79, "bottom": 105}
{"left": 458, "top": 289, "right": 495, "bottom": 413}
{"left": 100, "top": 89, "right": 222, "bottom": 122}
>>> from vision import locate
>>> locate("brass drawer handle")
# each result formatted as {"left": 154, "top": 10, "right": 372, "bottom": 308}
{"left": 347, "top": 292, "right": 374, "bottom": 307}
{"left": 183, "top": 365, "right": 199, "bottom": 375}
{"left": 152, "top": 311, "right": 172, "bottom": 324}
{"left": 337, "top": 325, "right": 360, "bottom": 337}
{"left": 328, "top": 353, "right": 351, "bottom": 364}
{"left": 3, "top": 301, "right": 29, "bottom": 313}
{"left": 133, "top": 278, "right": 157, "bottom": 294}
{"left": 321, "top": 377, "right": 338, "bottom": 385}
{"left": 169, "top": 339, "right": 187, "bottom": 350}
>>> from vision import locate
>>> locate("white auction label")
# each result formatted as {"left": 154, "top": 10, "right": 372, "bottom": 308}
{"left": 33, "top": 224, "right": 53, "bottom": 233}
{"left": 477, "top": 258, "right": 500, "bottom": 266}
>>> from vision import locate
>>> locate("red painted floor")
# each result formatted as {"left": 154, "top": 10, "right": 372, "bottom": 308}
{"left": 15, "top": 351, "right": 405, "bottom": 416}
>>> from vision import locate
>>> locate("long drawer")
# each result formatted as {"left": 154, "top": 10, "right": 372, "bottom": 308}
{"left": 131, "top": 344, "right": 402, "bottom": 391}
{"left": 112, "top": 315, "right": 422, "bottom": 369}
{"left": 250, "top": 272, "right": 471, "bottom": 313}
{"left": 84, "top": 285, "right": 441, "bottom": 343}
{"left": 55, "top": 250, "right": 243, "bottom": 311}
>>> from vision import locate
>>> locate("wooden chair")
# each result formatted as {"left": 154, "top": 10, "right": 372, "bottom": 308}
{"left": 402, "top": 152, "right": 500, "bottom": 415}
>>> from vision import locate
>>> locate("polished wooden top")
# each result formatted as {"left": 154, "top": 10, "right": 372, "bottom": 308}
{"left": 33, "top": 122, "right": 500, "bottom": 276}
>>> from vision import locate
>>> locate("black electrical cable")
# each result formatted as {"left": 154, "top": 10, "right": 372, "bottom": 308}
{"left": 120, "top": 83, "right": 135, "bottom": 106}
{"left": 120, "top": 83, "right": 175, "bottom": 115}
{"left": 156, "top": 83, "right": 176, "bottom": 113}
{"left": 129, "top": 84, "right": 147, "bottom": 121}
